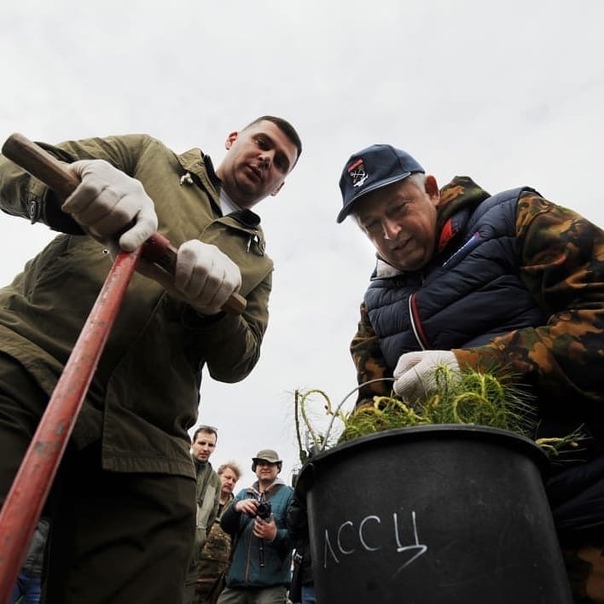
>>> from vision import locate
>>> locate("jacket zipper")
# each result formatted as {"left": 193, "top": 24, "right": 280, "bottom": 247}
{"left": 408, "top": 293, "right": 429, "bottom": 350}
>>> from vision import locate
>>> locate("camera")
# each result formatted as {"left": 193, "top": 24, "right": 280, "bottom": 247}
{"left": 247, "top": 492, "right": 272, "bottom": 567}
{"left": 254, "top": 493, "right": 272, "bottom": 520}
{"left": 256, "top": 500, "right": 272, "bottom": 520}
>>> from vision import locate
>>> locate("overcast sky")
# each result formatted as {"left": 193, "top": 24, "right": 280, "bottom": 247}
{"left": 2, "top": 0, "right": 604, "bottom": 488}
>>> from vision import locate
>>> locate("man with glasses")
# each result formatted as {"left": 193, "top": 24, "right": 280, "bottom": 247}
{"left": 217, "top": 449, "right": 294, "bottom": 604}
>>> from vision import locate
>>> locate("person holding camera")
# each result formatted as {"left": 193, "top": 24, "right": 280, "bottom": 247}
{"left": 218, "top": 449, "right": 294, "bottom": 603}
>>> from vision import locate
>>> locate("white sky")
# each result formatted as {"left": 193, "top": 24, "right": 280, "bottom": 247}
{"left": 2, "top": 0, "right": 604, "bottom": 488}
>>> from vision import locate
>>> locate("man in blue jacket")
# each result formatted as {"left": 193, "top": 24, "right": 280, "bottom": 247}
{"left": 218, "top": 449, "right": 294, "bottom": 603}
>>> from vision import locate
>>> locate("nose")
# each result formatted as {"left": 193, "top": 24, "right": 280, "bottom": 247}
{"left": 382, "top": 217, "right": 401, "bottom": 240}
{"left": 258, "top": 150, "right": 273, "bottom": 169}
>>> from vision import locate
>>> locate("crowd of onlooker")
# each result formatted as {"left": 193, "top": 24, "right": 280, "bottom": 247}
{"left": 12, "top": 424, "right": 313, "bottom": 604}
{"left": 184, "top": 424, "right": 314, "bottom": 604}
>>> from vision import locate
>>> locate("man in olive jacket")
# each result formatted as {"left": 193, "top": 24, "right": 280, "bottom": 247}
{"left": 0, "top": 116, "right": 302, "bottom": 604}
{"left": 184, "top": 425, "right": 221, "bottom": 604}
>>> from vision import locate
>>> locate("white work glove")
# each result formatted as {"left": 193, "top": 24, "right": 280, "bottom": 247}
{"left": 141, "top": 239, "right": 242, "bottom": 315}
{"left": 393, "top": 350, "right": 460, "bottom": 400}
{"left": 62, "top": 159, "right": 158, "bottom": 251}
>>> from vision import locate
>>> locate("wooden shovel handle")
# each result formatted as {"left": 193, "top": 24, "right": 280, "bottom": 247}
{"left": 1, "top": 133, "right": 246, "bottom": 316}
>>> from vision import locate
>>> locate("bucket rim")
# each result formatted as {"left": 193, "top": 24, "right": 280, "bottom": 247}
{"left": 296, "top": 424, "right": 548, "bottom": 495}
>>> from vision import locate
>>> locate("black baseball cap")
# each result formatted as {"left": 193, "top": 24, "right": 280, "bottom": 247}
{"left": 337, "top": 144, "right": 425, "bottom": 223}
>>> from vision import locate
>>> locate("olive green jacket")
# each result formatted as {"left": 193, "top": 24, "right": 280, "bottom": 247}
{"left": 194, "top": 461, "right": 221, "bottom": 551}
{"left": 0, "top": 134, "right": 272, "bottom": 477}
{"left": 185, "top": 459, "right": 221, "bottom": 592}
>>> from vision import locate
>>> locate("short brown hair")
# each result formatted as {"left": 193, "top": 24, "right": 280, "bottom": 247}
{"left": 192, "top": 425, "right": 218, "bottom": 442}
{"left": 243, "top": 115, "right": 302, "bottom": 165}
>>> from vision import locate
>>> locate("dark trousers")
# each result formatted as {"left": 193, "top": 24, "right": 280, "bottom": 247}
{"left": 0, "top": 353, "right": 196, "bottom": 604}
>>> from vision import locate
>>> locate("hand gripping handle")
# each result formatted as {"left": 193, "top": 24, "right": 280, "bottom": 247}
{"left": 1, "top": 133, "right": 246, "bottom": 315}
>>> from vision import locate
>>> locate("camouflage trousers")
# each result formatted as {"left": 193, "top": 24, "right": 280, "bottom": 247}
{"left": 564, "top": 546, "right": 604, "bottom": 603}
{"left": 193, "top": 577, "right": 223, "bottom": 604}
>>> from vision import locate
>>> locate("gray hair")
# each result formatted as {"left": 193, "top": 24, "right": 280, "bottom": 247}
{"left": 218, "top": 461, "right": 243, "bottom": 480}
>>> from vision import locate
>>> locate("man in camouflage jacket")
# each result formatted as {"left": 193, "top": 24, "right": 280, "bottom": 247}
{"left": 194, "top": 462, "right": 242, "bottom": 603}
{"left": 337, "top": 144, "right": 604, "bottom": 603}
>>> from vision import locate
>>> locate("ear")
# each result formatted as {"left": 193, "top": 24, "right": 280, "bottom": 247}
{"left": 225, "top": 131, "right": 239, "bottom": 150}
{"left": 270, "top": 181, "right": 285, "bottom": 197}
{"left": 424, "top": 175, "right": 440, "bottom": 203}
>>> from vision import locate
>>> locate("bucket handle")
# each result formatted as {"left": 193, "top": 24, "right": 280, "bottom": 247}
{"left": 321, "top": 378, "right": 395, "bottom": 451}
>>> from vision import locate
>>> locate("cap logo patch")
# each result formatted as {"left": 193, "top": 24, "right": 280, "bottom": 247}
{"left": 348, "top": 158, "right": 368, "bottom": 188}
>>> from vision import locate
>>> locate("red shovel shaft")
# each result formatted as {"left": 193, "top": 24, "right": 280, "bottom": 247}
{"left": 0, "top": 247, "right": 142, "bottom": 602}
{"left": 0, "top": 137, "right": 146, "bottom": 601}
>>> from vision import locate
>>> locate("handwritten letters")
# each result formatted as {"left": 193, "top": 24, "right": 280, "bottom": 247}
{"left": 322, "top": 509, "right": 428, "bottom": 574}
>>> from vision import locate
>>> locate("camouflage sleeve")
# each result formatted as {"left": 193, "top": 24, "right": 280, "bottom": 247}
{"left": 455, "top": 192, "right": 604, "bottom": 408}
{"left": 350, "top": 301, "right": 393, "bottom": 407}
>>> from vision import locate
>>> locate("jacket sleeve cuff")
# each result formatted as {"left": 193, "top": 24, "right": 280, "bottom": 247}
{"left": 28, "top": 181, "right": 85, "bottom": 235}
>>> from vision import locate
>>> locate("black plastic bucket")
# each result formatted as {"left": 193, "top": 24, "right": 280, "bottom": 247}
{"left": 296, "top": 425, "right": 572, "bottom": 604}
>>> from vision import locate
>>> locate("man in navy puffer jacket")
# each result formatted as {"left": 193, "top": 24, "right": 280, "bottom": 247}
{"left": 337, "top": 144, "right": 604, "bottom": 602}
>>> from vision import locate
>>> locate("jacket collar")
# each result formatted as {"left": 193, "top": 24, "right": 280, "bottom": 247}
{"left": 248, "top": 476, "right": 287, "bottom": 496}
{"left": 435, "top": 176, "right": 490, "bottom": 253}
{"left": 177, "top": 148, "right": 263, "bottom": 230}
{"left": 178, "top": 148, "right": 220, "bottom": 194}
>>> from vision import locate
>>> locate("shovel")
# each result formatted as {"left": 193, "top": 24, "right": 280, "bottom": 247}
{"left": 0, "top": 133, "right": 245, "bottom": 601}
